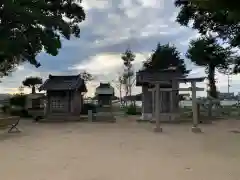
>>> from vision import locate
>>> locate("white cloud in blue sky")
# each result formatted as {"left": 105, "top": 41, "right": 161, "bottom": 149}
{"left": 0, "top": 0, "right": 240, "bottom": 96}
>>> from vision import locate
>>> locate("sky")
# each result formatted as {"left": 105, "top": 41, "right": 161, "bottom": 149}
{"left": 0, "top": 0, "right": 240, "bottom": 97}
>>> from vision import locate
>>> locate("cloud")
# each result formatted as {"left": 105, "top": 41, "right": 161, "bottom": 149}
{"left": 0, "top": 0, "right": 240, "bottom": 97}
{"left": 70, "top": 52, "right": 148, "bottom": 96}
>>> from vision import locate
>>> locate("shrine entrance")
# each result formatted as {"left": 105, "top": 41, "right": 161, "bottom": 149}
{"left": 150, "top": 78, "right": 205, "bottom": 133}
{"left": 136, "top": 68, "right": 205, "bottom": 133}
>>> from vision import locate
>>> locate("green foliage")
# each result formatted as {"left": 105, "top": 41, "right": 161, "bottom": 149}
{"left": 175, "top": 0, "right": 240, "bottom": 73}
{"left": 9, "top": 94, "right": 27, "bottom": 107}
{"left": 143, "top": 43, "right": 189, "bottom": 75}
{"left": 186, "top": 36, "right": 232, "bottom": 98}
{"left": 22, "top": 76, "right": 42, "bottom": 93}
{"left": 0, "top": 0, "right": 85, "bottom": 76}
{"left": 121, "top": 48, "right": 136, "bottom": 104}
{"left": 2, "top": 94, "right": 31, "bottom": 117}
{"left": 187, "top": 36, "right": 231, "bottom": 69}
{"left": 121, "top": 48, "right": 135, "bottom": 69}
{"left": 175, "top": 0, "right": 240, "bottom": 46}
{"left": 80, "top": 71, "right": 94, "bottom": 82}
{"left": 121, "top": 48, "right": 135, "bottom": 83}
{"left": 125, "top": 104, "right": 141, "bottom": 115}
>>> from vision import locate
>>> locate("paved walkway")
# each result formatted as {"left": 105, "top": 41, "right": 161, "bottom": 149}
{"left": 0, "top": 119, "right": 240, "bottom": 180}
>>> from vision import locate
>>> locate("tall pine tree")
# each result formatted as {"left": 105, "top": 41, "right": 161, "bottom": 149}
{"left": 143, "top": 43, "right": 189, "bottom": 75}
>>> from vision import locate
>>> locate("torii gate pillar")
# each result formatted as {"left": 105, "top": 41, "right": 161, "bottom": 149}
{"left": 191, "top": 81, "right": 202, "bottom": 133}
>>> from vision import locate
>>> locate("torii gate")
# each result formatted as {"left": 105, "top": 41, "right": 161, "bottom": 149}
{"left": 148, "top": 77, "right": 205, "bottom": 133}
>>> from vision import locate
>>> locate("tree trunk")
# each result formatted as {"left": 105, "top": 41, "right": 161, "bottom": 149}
{"left": 207, "top": 64, "right": 217, "bottom": 117}
{"left": 208, "top": 66, "right": 217, "bottom": 99}
{"left": 129, "top": 77, "right": 133, "bottom": 105}
{"left": 124, "top": 82, "right": 129, "bottom": 107}
{"left": 32, "top": 86, "right": 36, "bottom": 94}
{"left": 119, "top": 83, "right": 123, "bottom": 106}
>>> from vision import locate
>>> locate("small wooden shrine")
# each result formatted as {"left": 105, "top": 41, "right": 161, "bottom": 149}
{"left": 136, "top": 68, "right": 183, "bottom": 121}
{"left": 39, "top": 74, "right": 87, "bottom": 121}
{"left": 94, "top": 83, "right": 115, "bottom": 122}
{"left": 95, "top": 83, "right": 114, "bottom": 107}
{"left": 136, "top": 68, "right": 205, "bottom": 132}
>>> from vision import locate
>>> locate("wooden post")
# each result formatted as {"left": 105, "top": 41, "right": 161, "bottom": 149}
{"left": 47, "top": 93, "right": 50, "bottom": 115}
{"left": 171, "top": 80, "right": 176, "bottom": 112}
{"left": 154, "top": 83, "right": 162, "bottom": 132}
{"left": 191, "top": 81, "right": 202, "bottom": 133}
{"left": 152, "top": 89, "right": 155, "bottom": 120}
{"left": 170, "top": 81, "right": 175, "bottom": 121}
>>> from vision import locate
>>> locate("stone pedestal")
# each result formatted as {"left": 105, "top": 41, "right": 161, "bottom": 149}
{"left": 191, "top": 126, "right": 202, "bottom": 133}
{"left": 154, "top": 126, "right": 163, "bottom": 132}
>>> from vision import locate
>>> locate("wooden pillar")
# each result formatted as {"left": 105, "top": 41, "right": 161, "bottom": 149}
{"left": 191, "top": 81, "right": 201, "bottom": 133}
{"left": 68, "top": 91, "right": 71, "bottom": 113}
{"left": 171, "top": 80, "right": 178, "bottom": 112}
{"left": 152, "top": 89, "right": 155, "bottom": 120}
{"left": 154, "top": 83, "right": 162, "bottom": 132}
{"left": 47, "top": 93, "right": 50, "bottom": 115}
{"left": 141, "top": 86, "right": 152, "bottom": 121}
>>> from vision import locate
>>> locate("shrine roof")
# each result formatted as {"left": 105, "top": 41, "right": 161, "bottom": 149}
{"left": 39, "top": 74, "right": 87, "bottom": 92}
{"left": 95, "top": 82, "right": 114, "bottom": 95}
{"left": 177, "top": 77, "right": 206, "bottom": 82}
{"left": 138, "top": 66, "right": 180, "bottom": 73}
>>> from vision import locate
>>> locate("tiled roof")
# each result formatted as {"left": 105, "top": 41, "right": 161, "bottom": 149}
{"left": 138, "top": 67, "right": 181, "bottom": 73}
{"left": 39, "top": 74, "right": 87, "bottom": 91}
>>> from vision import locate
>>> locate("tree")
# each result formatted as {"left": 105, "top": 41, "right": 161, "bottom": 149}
{"left": 79, "top": 71, "right": 94, "bottom": 97}
{"left": 174, "top": 0, "right": 240, "bottom": 72}
{"left": 175, "top": 0, "right": 240, "bottom": 46}
{"left": 10, "top": 93, "right": 27, "bottom": 108}
{"left": 80, "top": 71, "right": 94, "bottom": 82}
{"left": 113, "top": 74, "right": 125, "bottom": 106}
{"left": 0, "top": 0, "right": 85, "bottom": 76}
{"left": 121, "top": 48, "right": 136, "bottom": 105}
{"left": 143, "top": 43, "right": 189, "bottom": 75}
{"left": 22, "top": 76, "right": 43, "bottom": 94}
{"left": 186, "top": 36, "right": 232, "bottom": 99}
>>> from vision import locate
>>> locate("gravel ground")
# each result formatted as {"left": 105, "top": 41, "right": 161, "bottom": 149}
{"left": 0, "top": 119, "right": 240, "bottom": 180}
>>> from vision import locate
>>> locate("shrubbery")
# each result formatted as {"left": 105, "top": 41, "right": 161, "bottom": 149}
{"left": 1, "top": 105, "right": 31, "bottom": 117}
{"left": 125, "top": 104, "right": 141, "bottom": 115}
{"left": 1, "top": 94, "right": 31, "bottom": 117}
{"left": 81, "top": 103, "right": 97, "bottom": 114}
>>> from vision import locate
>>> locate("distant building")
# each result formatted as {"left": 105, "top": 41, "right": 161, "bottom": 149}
{"left": 218, "top": 92, "right": 235, "bottom": 100}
